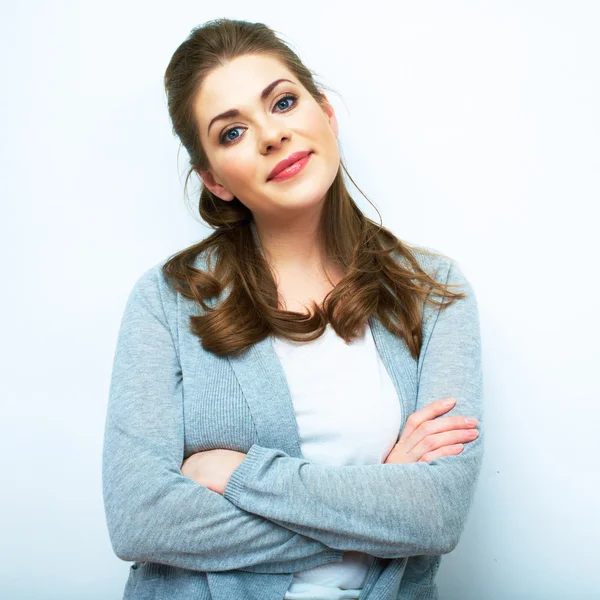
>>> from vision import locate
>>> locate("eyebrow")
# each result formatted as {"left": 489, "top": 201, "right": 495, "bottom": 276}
{"left": 206, "top": 78, "right": 296, "bottom": 137}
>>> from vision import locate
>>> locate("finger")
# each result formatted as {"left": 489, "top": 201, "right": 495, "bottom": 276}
{"left": 421, "top": 415, "right": 479, "bottom": 436}
{"left": 418, "top": 444, "right": 464, "bottom": 463}
{"left": 412, "top": 429, "right": 478, "bottom": 458}
{"left": 402, "top": 414, "right": 478, "bottom": 453}
{"left": 398, "top": 397, "right": 456, "bottom": 444}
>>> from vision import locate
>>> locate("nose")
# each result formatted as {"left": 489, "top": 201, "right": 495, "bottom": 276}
{"left": 258, "top": 118, "right": 292, "bottom": 153}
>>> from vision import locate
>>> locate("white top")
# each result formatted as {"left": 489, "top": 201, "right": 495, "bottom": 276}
{"left": 272, "top": 321, "right": 402, "bottom": 600}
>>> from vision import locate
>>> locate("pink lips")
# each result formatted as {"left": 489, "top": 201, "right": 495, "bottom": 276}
{"left": 268, "top": 151, "right": 312, "bottom": 181}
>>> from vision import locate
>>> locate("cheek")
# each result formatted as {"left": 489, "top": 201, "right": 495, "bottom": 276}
{"left": 302, "top": 111, "right": 333, "bottom": 147}
{"left": 305, "top": 110, "right": 326, "bottom": 133}
{"left": 306, "top": 111, "right": 336, "bottom": 147}
{"left": 219, "top": 152, "right": 258, "bottom": 185}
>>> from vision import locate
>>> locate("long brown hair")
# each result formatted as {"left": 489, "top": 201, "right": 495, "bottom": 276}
{"left": 161, "top": 17, "right": 466, "bottom": 360}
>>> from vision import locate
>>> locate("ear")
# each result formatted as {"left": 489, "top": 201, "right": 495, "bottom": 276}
{"left": 195, "top": 168, "right": 235, "bottom": 202}
{"left": 320, "top": 93, "right": 338, "bottom": 138}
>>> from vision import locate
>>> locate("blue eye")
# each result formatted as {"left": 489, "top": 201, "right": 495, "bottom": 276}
{"left": 274, "top": 95, "right": 296, "bottom": 111}
{"left": 221, "top": 127, "right": 243, "bottom": 144}
{"left": 219, "top": 93, "right": 298, "bottom": 145}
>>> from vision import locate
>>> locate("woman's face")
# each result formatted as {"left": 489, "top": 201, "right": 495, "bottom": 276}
{"left": 194, "top": 54, "right": 340, "bottom": 222}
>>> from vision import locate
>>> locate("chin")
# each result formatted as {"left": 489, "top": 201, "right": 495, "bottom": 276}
{"left": 289, "top": 179, "right": 332, "bottom": 207}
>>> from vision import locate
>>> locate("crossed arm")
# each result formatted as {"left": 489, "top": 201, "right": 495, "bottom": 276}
{"left": 102, "top": 258, "right": 483, "bottom": 571}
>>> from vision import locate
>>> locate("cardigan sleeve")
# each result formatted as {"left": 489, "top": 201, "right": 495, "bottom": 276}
{"left": 223, "top": 258, "right": 485, "bottom": 558}
{"left": 102, "top": 267, "right": 344, "bottom": 574}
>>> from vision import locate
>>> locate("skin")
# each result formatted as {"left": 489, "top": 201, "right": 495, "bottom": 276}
{"left": 181, "top": 448, "right": 246, "bottom": 496}
{"left": 195, "top": 53, "right": 343, "bottom": 291}
{"left": 180, "top": 54, "right": 479, "bottom": 494}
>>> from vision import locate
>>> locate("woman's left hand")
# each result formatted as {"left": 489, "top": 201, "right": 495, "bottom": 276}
{"left": 181, "top": 449, "right": 247, "bottom": 495}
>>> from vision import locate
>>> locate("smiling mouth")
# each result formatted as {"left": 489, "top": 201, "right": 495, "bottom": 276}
{"left": 268, "top": 152, "right": 313, "bottom": 182}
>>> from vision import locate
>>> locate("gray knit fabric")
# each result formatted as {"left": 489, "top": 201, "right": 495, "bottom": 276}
{"left": 102, "top": 244, "right": 484, "bottom": 600}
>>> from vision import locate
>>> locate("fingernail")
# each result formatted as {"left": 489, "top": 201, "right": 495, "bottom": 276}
{"left": 443, "top": 398, "right": 456, "bottom": 406}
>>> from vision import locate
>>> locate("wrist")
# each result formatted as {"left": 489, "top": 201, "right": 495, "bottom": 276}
{"left": 219, "top": 451, "right": 247, "bottom": 495}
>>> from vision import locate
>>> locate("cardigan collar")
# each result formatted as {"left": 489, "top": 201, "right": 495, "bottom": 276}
{"left": 226, "top": 317, "right": 417, "bottom": 458}
{"left": 193, "top": 247, "right": 418, "bottom": 458}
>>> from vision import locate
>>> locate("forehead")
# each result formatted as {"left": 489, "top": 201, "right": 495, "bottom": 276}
{"left": 194, "top": 54, "right": 296, "bottom": 123}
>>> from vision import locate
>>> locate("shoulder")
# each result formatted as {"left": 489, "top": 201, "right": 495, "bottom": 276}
{"left": 126, "top": 247, "right": 214, "bottom": 311}
{"left": 398, "top": 241, "right": 456, "bottom": 280}
{"left": 128, "top": 258, "right": 170, "bottom": 299}
{"left": 398, "top": 241, "right": 476, "bottom": 304}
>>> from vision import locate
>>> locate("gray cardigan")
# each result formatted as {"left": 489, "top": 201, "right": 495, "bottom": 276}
{"left": 101, "top": 243, "right": 484, "bottom": 600}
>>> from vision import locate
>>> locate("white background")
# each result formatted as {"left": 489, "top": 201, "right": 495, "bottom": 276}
{"left": 1, "top": 1, "right": 598, "bottom": 598}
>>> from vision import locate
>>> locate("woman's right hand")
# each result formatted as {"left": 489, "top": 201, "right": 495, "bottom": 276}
{"left": 384, "top": 397, "right": 479, "bottom": 464}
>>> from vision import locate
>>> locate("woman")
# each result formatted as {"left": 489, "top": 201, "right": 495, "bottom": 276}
{"left": 102, "top": 17, "right": 484, "bottom": 600}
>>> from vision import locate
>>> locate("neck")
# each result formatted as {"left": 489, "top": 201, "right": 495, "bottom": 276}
{"left": 251, "top": 211, "right": 326, "bottom": 273}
